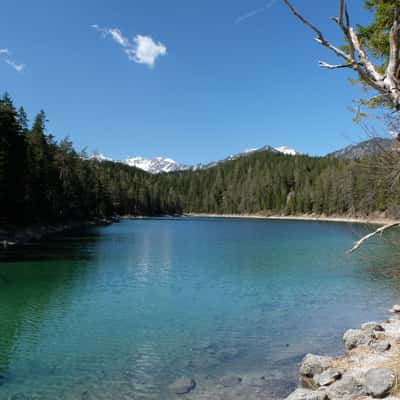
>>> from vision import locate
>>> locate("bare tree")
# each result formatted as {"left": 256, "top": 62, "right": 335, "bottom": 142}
{"left": 284, "top": 0, "right": 400, "bottom": 124}
{"left": 284, "top": 0, "right": 400, "bottom": 252}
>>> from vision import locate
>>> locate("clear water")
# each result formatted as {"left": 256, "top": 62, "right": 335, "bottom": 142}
{"left": 1, "top": 217, "right": 400, "bottom": 400}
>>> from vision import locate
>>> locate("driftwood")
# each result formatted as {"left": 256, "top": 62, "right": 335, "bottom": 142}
{"left": 348, "top": 222, "right": 400, "bottom": 253}
{"left": 284, "top": 0, "right": 400, "bottom": 115}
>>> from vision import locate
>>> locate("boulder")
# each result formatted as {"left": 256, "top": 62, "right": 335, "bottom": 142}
{"left": 361, "top": 321, "right": 385, "bottom": 332}
{"left": 327, "top": 374, "right": 365, "bottom": 398}
{"left": 390, "top": 305, "right": 400, "bottom": 313}
{"left": 343, "top": 328, "right": 372, "bottom": 350}
{"left": 285, "top": 388, "right": 328, "bottom": 400}
{"left": 365, "top": 368, "right": 396, "bottom": 398}
{"left": 168, "top": 377, "right": 196, "bottom": 394}
{"left": 300, "top": 354, "right": 332, "bottom": 378}
{"left": 370, "top": 340, "right": 391, "bottom": 352}
{"left": 315, "top": 368, "right": 341, "bottom": 387}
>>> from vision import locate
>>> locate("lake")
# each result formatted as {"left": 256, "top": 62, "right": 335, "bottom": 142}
{"left": 0, "top": 217, "right": 399, "bottom": 400}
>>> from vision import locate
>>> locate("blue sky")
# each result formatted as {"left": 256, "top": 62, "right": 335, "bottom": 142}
{"left": 1, "top": 0, "right": 377, "bottom": 164}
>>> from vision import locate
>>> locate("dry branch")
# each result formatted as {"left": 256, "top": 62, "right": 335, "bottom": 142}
{"left": 348, "top": 222, "right": 400, "bottom": 253}
{"left": 283, "top": 0, "right": 400, "bottom": 112}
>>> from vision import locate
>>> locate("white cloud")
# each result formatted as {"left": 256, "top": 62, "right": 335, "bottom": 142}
{"left": 0, "top": 48, "right": 25, "bottom": 73}
{"left": 92, "top": 25, "right": 167, "bottom": 68}
{"left": 132, "top": 35, "right": 167, "bottom": 67}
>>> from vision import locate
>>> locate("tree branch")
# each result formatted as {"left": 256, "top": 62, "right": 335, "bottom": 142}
{"left": 348, "top": 222, "right": 400, "bottom": 253}
{"left": 388, "top": 10, "right": 400, "bottom": 78}
{"left": 319, "top": 61, "right": 353, "bottom": 69}
{"left": 283, "top": 0, "right": 400, "bottom": 110}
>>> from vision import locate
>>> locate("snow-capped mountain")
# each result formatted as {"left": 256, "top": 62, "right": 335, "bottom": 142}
{"left": 89, "top": 145, "right": 299, "bottom": 174}
{"left": 274, "top": 146, "right": 298, "bottom": 155}
{"left": 91, "top": 153, "right": 113, "bottom": 162}
{"left": 125, "top": 157, "right": 189, "bottom": 174}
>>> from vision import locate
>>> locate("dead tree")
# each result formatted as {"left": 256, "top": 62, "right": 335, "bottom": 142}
{"left": 284, "top": 0, "right": 400, "bottom": 252}
{"left": 284, "top": 0, "right": 400, "bottom": 120}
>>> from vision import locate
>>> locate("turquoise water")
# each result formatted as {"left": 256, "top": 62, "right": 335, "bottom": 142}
{"left": 1, "top": 217, "right": 400, "bottom": 399}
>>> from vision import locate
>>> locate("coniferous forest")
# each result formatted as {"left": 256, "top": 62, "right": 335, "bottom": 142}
{"left": 1, "top": 93, "right": 399, "bottom": 227}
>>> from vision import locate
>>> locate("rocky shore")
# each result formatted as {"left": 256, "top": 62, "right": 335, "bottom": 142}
{"left": 167, "top": 306, "right": 400, "bottom": 400}
{"left": 282, "top": 307, "right": 400, "bottom": 400}
{"left": 0, "top": 216, "right": 120, "bottom": 248}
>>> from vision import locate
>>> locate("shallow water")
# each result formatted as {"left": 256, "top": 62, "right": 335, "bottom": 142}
{"left": 0, "top": 217, "right": 399, "bottom": 399}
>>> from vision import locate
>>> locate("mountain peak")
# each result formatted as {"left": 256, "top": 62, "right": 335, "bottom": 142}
{"left": 275, "top": 146, "right": 298, "bottom": 155}
{"left": 89, "top": 144, "right": 300, "bottom": 174}
{"left": 125, "top": 156, "right": 189, "bottom": 174}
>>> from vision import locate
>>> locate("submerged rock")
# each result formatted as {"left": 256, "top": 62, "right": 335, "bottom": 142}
{"left": 343, "top": 328, "right": 372, "bottom": 350}
{"left": 246, "top": 375, "right": 267, "bottom": 387}
{"left": 218, "top": 375, "right": 242, "bottom": 387}
{"left": 365, "top": 368, "right": 396, "bottom": 398}
{"left": 168, "top": 377, "right": 196, "bottom": 395}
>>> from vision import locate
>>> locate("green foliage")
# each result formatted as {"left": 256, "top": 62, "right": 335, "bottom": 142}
{"left": 0, "top": 93, "right": 397, "bottom": 226}
{"left": 359, "top": 0, "right": 399, "bottom": 61}
{"left": 351, "top": 0, "right": 399, "bottom": 108}
{"left": 0, "top": 95, "right": 181, "bottom": 225}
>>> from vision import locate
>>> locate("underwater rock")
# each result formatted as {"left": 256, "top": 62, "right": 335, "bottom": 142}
{"left": 168, "top": 376, "right": 196, "bottom": 394}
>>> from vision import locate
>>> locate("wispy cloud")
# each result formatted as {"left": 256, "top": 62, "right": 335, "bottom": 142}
{"left": 5, "top": 59, "right": 25, "bottom": 72}
{"left": 92, "top": 25, "right": 167, "bottom": 68}
{"left": 235, "top": 0, "right": 278, "bottom": 24}
{"left": 0, "top": 48, "right": 25, "bottom": 72}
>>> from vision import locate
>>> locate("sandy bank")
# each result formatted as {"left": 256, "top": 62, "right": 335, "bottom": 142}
{"left": 186, "top": 213, "right": 398, "bottom": 226}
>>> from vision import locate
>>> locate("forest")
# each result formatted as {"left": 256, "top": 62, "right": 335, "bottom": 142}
{"left": 1, "top": 92, "right": 399, "bottom": 227}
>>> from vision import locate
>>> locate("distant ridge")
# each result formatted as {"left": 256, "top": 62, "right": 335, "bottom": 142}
{"left": 90, "top": 145, "right": 299, "bottom": 174}
{"left": 327, "top": 138, "right": 393, "bottom": 159}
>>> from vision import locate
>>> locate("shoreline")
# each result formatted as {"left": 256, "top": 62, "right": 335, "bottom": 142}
{"left": 186, "top": 213, "right": 398, "bottom": 226}
{"left": 281, "top": 305, "right": 400, "bottom": 400}
{"left": 0, "top": 216, "right": 120, "bottom": 249}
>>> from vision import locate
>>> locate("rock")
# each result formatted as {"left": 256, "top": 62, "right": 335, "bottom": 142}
{"left": 343, "top": 328, "right": 372, "bottom": 350}
{"left": 218, "top": 375, "right": 242, "bottom": 387}
{"left": 315, "top": 368, "right": 341, "bottom": 387}
{"left": 285, "top": 388, "right": 328, "bottom": 400}
{"left": 168, "top": 377, "right": 196, "bottom": 394}
{"left": 361, "top": 321, "right": 385, "bottom": 332}
{"left": 390, "top": 305, "right": 400, "bottom": 313}
{"left": 327, "top": 374, "right": 365, "bottom": 398}
{"left": 81, "top": 391, "right": 92, "bottom": 400}
{"left": 300, "top": 354, "right": 332, "bottom": 377}
{"left": 370, "top": 340, "right": 391, "bottom": 352}
{"left": 299, "top": 354, "right": 332, "bottom": 388}
{"left": 365, "top": 368, "right": 396, "bottom": 398}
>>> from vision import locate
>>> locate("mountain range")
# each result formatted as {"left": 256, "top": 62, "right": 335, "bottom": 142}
{"left": 91, "top": 145, "right": 299, "bottom": 174}
{"left": 91, "top": 138, "right": 393, "bottom": 174}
